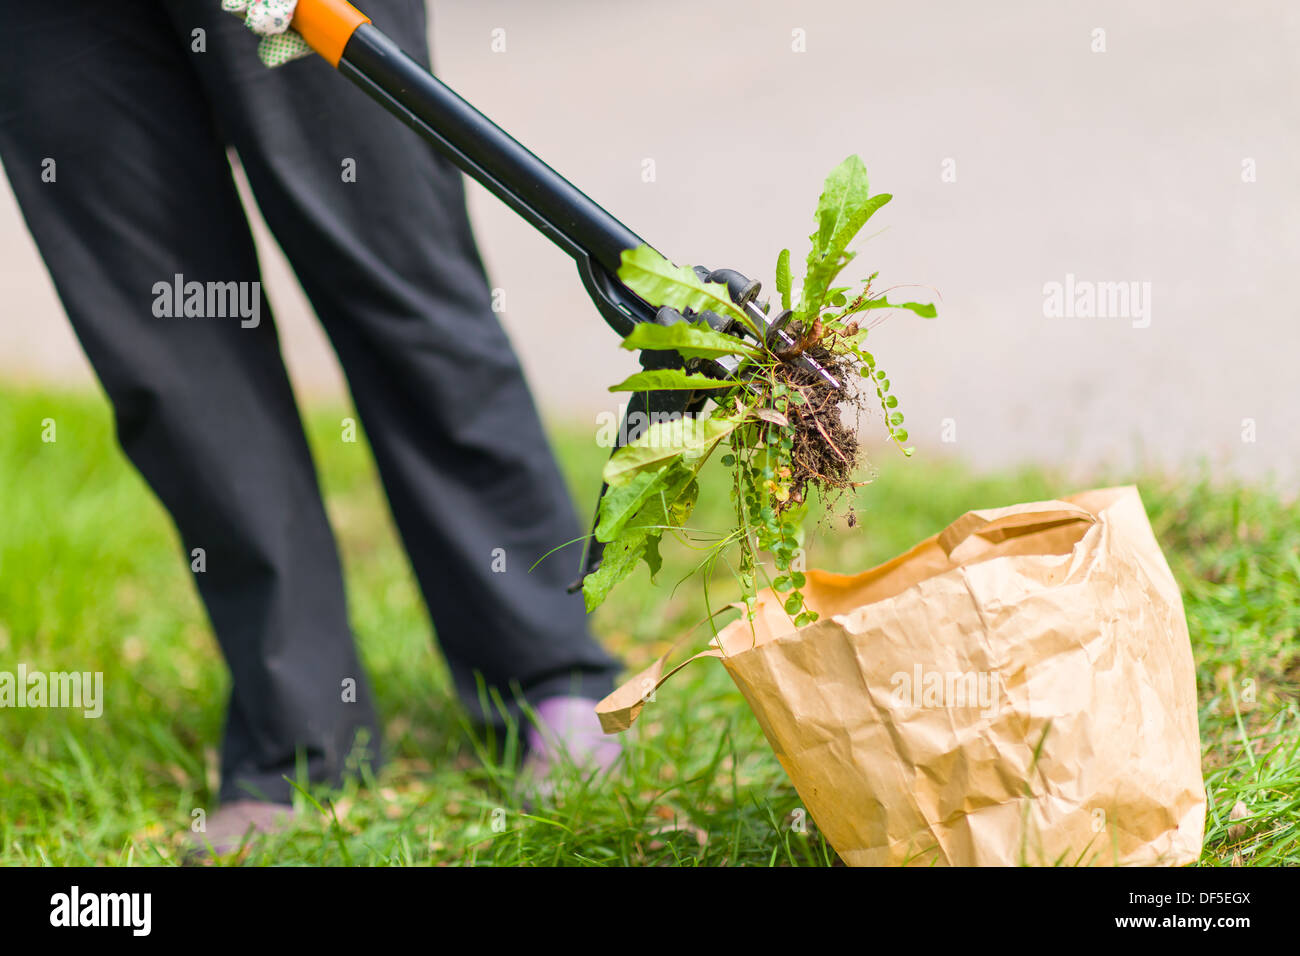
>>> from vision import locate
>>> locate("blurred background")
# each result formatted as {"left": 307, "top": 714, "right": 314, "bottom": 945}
{"left": 2, "top": 0, "right": 1297, "bottom": 484}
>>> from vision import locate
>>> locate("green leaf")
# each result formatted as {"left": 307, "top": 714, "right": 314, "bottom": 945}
{"left": 812, "top": 156, "right": 872, "bottom": 254}
{"left": 775, "top": 248, "right": 792, "bottom": 311}
{"left": 641, "top": 533, "right": 664, "bottom": 578}
{"left": 607, "top": 369, "right": 734, "bottom": 392}
{"left": 595, "top": 460, "right": 699, "bottom": 544}
{"left": 669, "top": 477, "right": 699, "bottom": 526}
{"left": 799, "top": 156, "right": 893, "bottom": 318}
{"left": 584, "top": 468, "right": 700, "bottom": 611}
{"left": 617, "top": 245, "right": 755, "bottom": 334}
{"left": 602, "top": 414, "right": 742, "bottom": 487}
{"left": 594, "top": 463, "right": 680, "bottom": 542}
{"left": 619, "top": 320, "right": 760, "bottom": 362}
{"left": 582, "top": 530, "right": 655, "bottom": 611}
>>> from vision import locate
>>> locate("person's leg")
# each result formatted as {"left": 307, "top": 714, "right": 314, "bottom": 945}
{"left": 0, "top": 0, "right": 381, "bottom": 804}
{"left": 168, "top": 0, "right": 621, "bottom": 726}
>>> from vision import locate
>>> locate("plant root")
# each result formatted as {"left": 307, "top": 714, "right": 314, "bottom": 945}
{"left": 771, "top": 345, "right": 864, "bottom": 510}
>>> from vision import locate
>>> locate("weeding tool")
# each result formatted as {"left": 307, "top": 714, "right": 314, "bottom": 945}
{"left": 288, "top": 0, "right": 839, "bottom": 586}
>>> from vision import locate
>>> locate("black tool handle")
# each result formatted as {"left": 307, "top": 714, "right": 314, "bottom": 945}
{"left": 338, "top": 25, "right": 647, "bottom": 277}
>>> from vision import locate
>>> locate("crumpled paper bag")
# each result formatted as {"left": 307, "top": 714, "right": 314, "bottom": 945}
{"left": 597, "top": 486, "right": 1205, "bottom": 866}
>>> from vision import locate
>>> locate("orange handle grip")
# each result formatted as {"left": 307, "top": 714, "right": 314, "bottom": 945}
{"left": 291, "top": 0, "right": 371, "bottom": 67}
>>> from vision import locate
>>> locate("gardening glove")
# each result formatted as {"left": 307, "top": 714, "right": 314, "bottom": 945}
{"left": 222, "top": 0, "right": 314, "bottom": 67}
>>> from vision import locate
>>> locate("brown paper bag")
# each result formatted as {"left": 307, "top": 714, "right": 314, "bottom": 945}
{"left": 597, "top": 486, "right": 1205, "bottom": 866}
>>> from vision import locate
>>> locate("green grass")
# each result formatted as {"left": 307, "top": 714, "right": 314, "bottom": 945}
{"left": 0, "top": 385, "right": 1295, "bottom": 866}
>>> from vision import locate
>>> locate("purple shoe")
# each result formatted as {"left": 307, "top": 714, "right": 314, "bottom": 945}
{"left": 184, "top": 800, "right": 296, "bottom": 862}
{"left": 521, "top": 696, "right": 623, "bottom": 789}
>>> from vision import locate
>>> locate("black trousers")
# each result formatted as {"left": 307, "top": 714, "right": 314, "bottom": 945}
{"left": 0, "top": 0, "right": 619, "bottom": 804}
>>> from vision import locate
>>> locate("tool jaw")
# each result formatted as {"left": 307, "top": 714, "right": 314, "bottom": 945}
{"left": 647, "top": 266, "right": 842, "bottom": 392}
{"left": 570, "top": 261, "right": 840, "bottom": 591}
{"left": 577, "top": 256, "right": 841, "bottom": 393}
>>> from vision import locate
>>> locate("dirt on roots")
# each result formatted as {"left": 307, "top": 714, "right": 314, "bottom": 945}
{"left": 772, "top": 345, "right": 865, "bottom": 510}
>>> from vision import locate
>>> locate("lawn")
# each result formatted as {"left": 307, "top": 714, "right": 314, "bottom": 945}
{"left": 0, "top": 385, "right": 1295, "bottom": 866}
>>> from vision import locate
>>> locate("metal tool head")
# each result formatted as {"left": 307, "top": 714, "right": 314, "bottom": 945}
{"left": 681, "top": 267, "right": 840, "bottom": 392}
{"left": 740, "top": 299, "right": 840, "bottom": 390}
